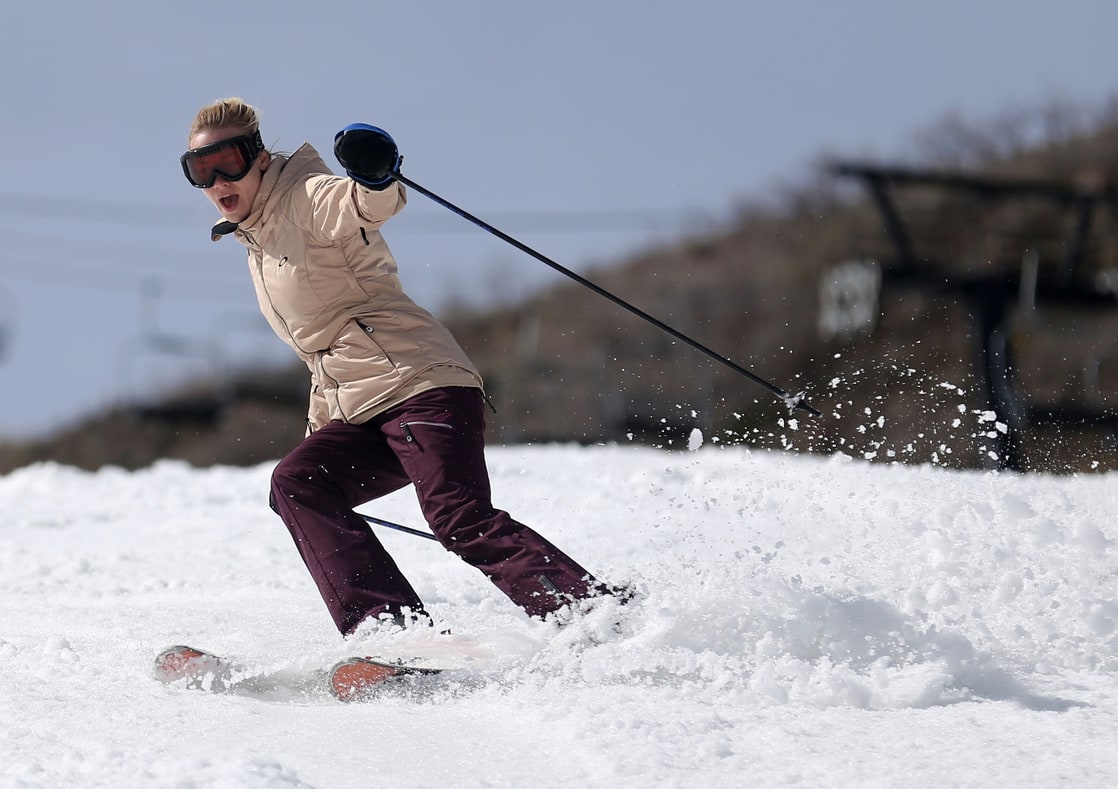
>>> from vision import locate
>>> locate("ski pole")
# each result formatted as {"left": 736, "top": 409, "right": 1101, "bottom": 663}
{"left": 393, "top": 170, "right": 821, "bottom": 418}
{"left": 358, "top": 511, "right": 439, "bottom": 542}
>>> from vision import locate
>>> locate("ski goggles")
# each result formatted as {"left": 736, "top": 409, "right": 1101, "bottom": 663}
{"left": 180, "top": 131, "right": 265, "bottom": 188}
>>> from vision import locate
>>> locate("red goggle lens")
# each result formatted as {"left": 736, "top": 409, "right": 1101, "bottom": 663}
{"left": 180, "top": 132, "right": 263, "bottom": 188}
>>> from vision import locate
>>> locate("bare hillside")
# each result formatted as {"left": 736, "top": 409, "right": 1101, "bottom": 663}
{"left": 5, "top": 102, "right": 1118, "bottom": 473}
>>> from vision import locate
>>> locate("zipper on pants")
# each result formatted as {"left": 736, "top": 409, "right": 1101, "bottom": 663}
{"left": 400, "top": 421, "right": 453, "bottom": 444}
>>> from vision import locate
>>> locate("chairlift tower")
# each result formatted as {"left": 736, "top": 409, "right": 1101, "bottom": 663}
{"left": 117, "top": 277, "right": 228, "bottom": 422}
{"left": 827, "top": 162, "right": 1118, "bottom": 471}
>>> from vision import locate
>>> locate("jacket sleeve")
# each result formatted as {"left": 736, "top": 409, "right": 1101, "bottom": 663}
{"left": 353, "top": 180, "right": 407, "bottom": 226}
{"left": 297, "top": 176, "right": 406, "bottom": 240}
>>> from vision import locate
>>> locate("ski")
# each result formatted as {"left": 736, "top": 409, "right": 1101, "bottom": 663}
{"left": 154, "top": 644, "right": 324, "bottom": 699}
{"left": 329, "top": 656, "right": 444, "bottom": 703}
{"left": 153, "top": 645, "right": 237, "bottom": 690}
{"left": 154, "top": 645, "right": 445, "bottom": 702}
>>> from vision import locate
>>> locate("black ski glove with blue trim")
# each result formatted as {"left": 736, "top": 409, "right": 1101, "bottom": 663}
{"left": 334, "top": 123, "right": 401, "bottom": 190}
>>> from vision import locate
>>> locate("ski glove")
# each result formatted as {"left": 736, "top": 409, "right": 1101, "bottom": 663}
{"left": 334, "top": 123, "right": 401, "bottom": 190}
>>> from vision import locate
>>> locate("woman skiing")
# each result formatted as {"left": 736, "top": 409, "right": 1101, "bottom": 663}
{"left": 180, "top": 97, "right": 613, "bottom": 636}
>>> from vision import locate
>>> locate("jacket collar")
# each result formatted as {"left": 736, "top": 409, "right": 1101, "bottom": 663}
{"left": 207, "top": 152, "right": 284, "bottom": 242}
{"left": 208, "top": 143, "right": 330, "bottom": 242}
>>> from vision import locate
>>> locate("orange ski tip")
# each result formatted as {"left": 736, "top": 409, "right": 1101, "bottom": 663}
{"left": 330, "top": 658, "right": 401, "bottom": 702}
{"left": 153, "top": 645, "right": 216, "bottom": 681}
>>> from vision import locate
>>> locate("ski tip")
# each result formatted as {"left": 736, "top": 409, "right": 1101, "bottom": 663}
{"left": 330, "top": 657, "right": 403, "bottom": 702}
{"left": 153, "top": 645, "right": 220, "bottom": 683}
{"left": 329, "top": 657, "right": 442, "bottom": 703}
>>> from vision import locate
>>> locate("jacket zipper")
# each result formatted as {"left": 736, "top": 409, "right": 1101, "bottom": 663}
{"left": 246, "top": 234, "right": 341, "bottom": 420}
{"left": 248, "top": 237, "right": 307, "bottom": 355}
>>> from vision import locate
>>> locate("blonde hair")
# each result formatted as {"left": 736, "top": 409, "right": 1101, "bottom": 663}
{"left": 187, "top": 97, "right": 261, "bottom": 145}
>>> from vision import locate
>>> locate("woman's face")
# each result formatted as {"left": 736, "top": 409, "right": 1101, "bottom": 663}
{"left": 187, "top": 126, "right": 269, "bottom": 223}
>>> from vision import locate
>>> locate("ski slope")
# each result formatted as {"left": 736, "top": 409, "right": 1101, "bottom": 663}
{"left": 2, "top": 443, "right": 1117, "bottom": 787}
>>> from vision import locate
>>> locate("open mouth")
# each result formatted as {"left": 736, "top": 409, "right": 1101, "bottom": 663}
{"left": 217, "top": 194, "right": 239, "bottom": 212}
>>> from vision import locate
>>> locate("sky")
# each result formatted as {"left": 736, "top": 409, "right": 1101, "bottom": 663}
{"left": 3, "top": 0, "right": 1118, "bottom": 438}
{"left": 4, "top": 444, "right": 1118, "bottom": 785}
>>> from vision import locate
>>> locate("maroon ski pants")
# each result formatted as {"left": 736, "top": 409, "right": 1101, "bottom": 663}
{"left": 269, "top": 386, "right": 604, "bottom": 634}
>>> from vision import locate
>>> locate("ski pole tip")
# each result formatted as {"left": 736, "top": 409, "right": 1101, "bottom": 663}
{"left": 781, "top": 391, "right": 823, "bottom": 418}
{"left": 798, "top": 401, "right": 823, "bottom": 418}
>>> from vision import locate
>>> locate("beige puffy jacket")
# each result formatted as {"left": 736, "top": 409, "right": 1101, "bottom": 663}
{"left": 212, "top": 143, "right": 482, "bottom": 431}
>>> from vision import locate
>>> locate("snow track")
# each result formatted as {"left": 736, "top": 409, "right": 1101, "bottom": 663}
{"left": 3, "top": 445, "right": 1117, "bottom": 787}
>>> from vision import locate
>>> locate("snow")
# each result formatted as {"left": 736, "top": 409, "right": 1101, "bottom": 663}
{"left": 3, "top": 444, "right": 1118, "bottom": 787}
